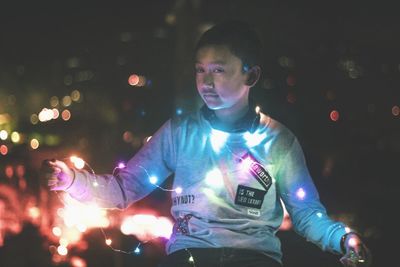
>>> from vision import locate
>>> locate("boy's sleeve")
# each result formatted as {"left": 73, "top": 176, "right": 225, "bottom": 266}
{"left": 65, "top": 119, "right": 176, "bottom": 209}
{"left": 276, "top": 137, "right": 347, "bottom": 254}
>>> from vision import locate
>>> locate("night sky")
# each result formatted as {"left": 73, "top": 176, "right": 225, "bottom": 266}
{"left": 0, "top": 1, "right": 399, "bottom": 266}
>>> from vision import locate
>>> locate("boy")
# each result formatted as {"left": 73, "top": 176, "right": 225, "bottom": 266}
{"left": 43, "top": 21, "right": 371, "bottom": 266}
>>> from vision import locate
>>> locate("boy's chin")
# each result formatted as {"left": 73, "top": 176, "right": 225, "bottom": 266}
{"left": 204, "top": 103, "right": 222, "bottom": 110}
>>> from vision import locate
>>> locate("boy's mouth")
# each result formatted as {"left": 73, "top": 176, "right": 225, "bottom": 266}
{"left": 203, "top": 93, "right": 219, "bottom": 99}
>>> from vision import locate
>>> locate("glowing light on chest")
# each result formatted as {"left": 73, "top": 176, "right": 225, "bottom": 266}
{"left": 243, "top": 131, "right": 267, "bottom": 148}
{"left": 205, "top": 168, "right": 224, "bottom": 188}
{"left": 210, "top": 129, "right": 229, "bottom": 153}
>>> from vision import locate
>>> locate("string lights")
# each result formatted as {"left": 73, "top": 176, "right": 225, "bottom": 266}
{"left": 49, "top": 105, "right": 356, "bottom": 266}
{"left": 52, "top": 155, "right": 181, "bottom": 257}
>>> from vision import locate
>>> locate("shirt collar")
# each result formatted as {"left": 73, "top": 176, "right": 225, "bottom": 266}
{"left": 200, "top": 100, "right": 260, "bottom": 133}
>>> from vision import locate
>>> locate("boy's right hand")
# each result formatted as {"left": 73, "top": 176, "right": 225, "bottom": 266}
{"left": 41, "top": 159, "right": 75, "bottom": 191}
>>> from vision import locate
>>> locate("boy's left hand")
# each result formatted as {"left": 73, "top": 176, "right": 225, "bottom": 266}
{"left": 340, "top": 233, "right": 372, "bottom": 267}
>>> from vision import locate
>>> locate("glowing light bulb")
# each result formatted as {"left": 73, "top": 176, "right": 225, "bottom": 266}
{"left": 205, "top": 169, "right": 224, "bottom": 188}
{"left": 175, "top": 187, "right": 183, "bottom": 194}
{"left": 70, "top": 156, "right": 85, "bottom": 169}
{"left": 134, "top": 247, "right": 141, "bottom": 254}
{"left": 149, "top": 176, "right": 158, "bottom": 185}
{"left": 176, "top": 108, "right": 183, "bottom": 115}
{"left": 296, "top": 188, "right": 306, "bottom": 200}
{"left": 210, "top": 129, "right": 229, "bottom": 153}
{"left": 105, "top": 239, "right": 112, "bottom": 246}
{"left": 118, "top": 162, "right": 126, "bottom": 169}
{"left": 240, "top": 156, "right": 254, "bottom": 171}
{"left": 243, "top": 131, "right": 267, "bottom": 148}
{"left": 348, "top": 237, "right": 358, "bottom": 247}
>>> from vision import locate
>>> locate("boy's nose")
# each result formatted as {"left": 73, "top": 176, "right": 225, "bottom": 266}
{"left": 203, "top": 73, "right": 214, "bottom": 87}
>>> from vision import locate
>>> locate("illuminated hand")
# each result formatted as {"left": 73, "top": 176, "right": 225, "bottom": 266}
{"left": 41, "top": 159, "right": 75, "bottom": 191}
{"left": 340, "top": 233, "right": 372, "bottom": 267}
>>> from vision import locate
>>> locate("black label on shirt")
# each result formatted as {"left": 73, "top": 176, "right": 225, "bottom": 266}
{"left": 242, "top": 152, "right": 273, "bottom": 192}
{"left": 234, "top": 185, "right": 266, "bottom": 209}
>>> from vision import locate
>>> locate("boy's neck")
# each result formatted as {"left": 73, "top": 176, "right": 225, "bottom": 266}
{"left": 214, "top": 99, "right": 250, "bottom": 126}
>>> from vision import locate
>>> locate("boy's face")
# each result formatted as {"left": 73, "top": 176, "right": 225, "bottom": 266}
{"left": 195, "top": 45, "right": 250, "bottom": 112}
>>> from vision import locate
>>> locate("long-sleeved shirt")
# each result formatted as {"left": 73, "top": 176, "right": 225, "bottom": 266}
{"left": 66, "top": 108, "right": 347, "bottom": 264}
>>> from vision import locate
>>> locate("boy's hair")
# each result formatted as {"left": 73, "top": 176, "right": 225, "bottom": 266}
{"left": 194, "top": 20, "right": 263, "bottom": 71}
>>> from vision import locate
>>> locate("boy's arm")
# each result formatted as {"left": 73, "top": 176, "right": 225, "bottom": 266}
{"left": 45, "top": 120, "right": 176, "bottom": 209}
{"left": 276, "top": 137, "right": 348, "bottom": 254}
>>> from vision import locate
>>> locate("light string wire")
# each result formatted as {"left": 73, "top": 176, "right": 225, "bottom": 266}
{"left": 52, "top": 157, "right": 177, "bottom": 255}
{"left": 51, "top": 106, "right": 352, "bottom": 264}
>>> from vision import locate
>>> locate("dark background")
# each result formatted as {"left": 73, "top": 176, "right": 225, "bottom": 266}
{"left": 0, "top": 1, "right": 398, "bottom": 266}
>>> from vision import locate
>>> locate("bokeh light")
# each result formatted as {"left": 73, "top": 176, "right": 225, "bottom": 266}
{"left": 0, "top": 130, "right": 8, "bottom": 140}
{"left": 5, "top": 165, "right": 14, "bottom": 178}
{"left": 62, "top": 110, "right": 71, "bottom": 121}
{"left": 128, "top": 74, "right": 140, "bottom": 86}
{"left": 53, "top": 227, "right": 62, "bottom": 237}
{"left": 70, "top": 256, "right": 87, "bottom": 267}
{"left": 0, "top": 145, "right": 8, "bottom": 155}
{"left": 50, "top": 96, "right": 59, "bottom": 107}
{"left": 57, "top": 245, "right": 68, "bottom": 256}
{"left": 62, "top": 96, "right": 72, "bottom": 107}
{"left": 30, "top": 114, "right": 39, "bottom": 124}
{"left": 392, "top": 105, "right": 400, "bottom": 116}
{"left": 330, "top": 110, "right": 340, "bottom": 122}
{"left": 11, "top": 132, "right": 21, "bottom": 143}
{"left": 30, "top": 139, "right": 40, "bottom": 149}
{"left": 128, "top": 74, "right": 147, "bottom": 87}
{"left": 71, "top": 90, "right": 81, "bottom": 102}
{"left": 120, "top": 214, "right": 173, "bottom": 241}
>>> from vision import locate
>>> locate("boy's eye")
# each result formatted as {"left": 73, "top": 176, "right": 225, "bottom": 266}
{"left": 195, "top": 67, "right": 204, "bottom": 73}
{"left": 213, "top": 68, "right": 224, "bottom": 73}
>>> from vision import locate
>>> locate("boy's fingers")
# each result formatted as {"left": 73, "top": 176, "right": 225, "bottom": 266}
{"left": 48, "top": 178, "right": 58, "bottom": 186}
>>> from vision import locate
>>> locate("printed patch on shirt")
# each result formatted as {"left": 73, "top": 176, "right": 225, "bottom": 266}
{"left": 247, "top": 209, "right": 261, "bottom": 217}
{"left": 172, "top": 194, "right": 195, "bottom": 206}
{"left": 242, "top": 152, "right": 273, "bottom": 192}
{"left": 235, "top": 185, "right": 266, "bottom": 209}
{"left": 173, "top": 214, "right": 193, "bottom": 235}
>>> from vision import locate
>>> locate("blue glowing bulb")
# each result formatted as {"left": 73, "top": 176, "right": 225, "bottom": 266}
{"left": 134, "top": 247, "right": 141, "bottom": 254}
{"left": 175, "top": 187, "right": 183, "bottom": 194}
{"left": 176, "top": 108, "right": 183, "bottom": 115}
{"left": 296, "top": 188, "right": 306, "bottom": 200}
{"left": 149, "top": 176, "right": 158, "bottom": 185}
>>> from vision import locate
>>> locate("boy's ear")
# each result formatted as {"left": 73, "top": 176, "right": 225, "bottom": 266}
{"left": 245, "top": 65, "right": 261, "bottom": 87}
